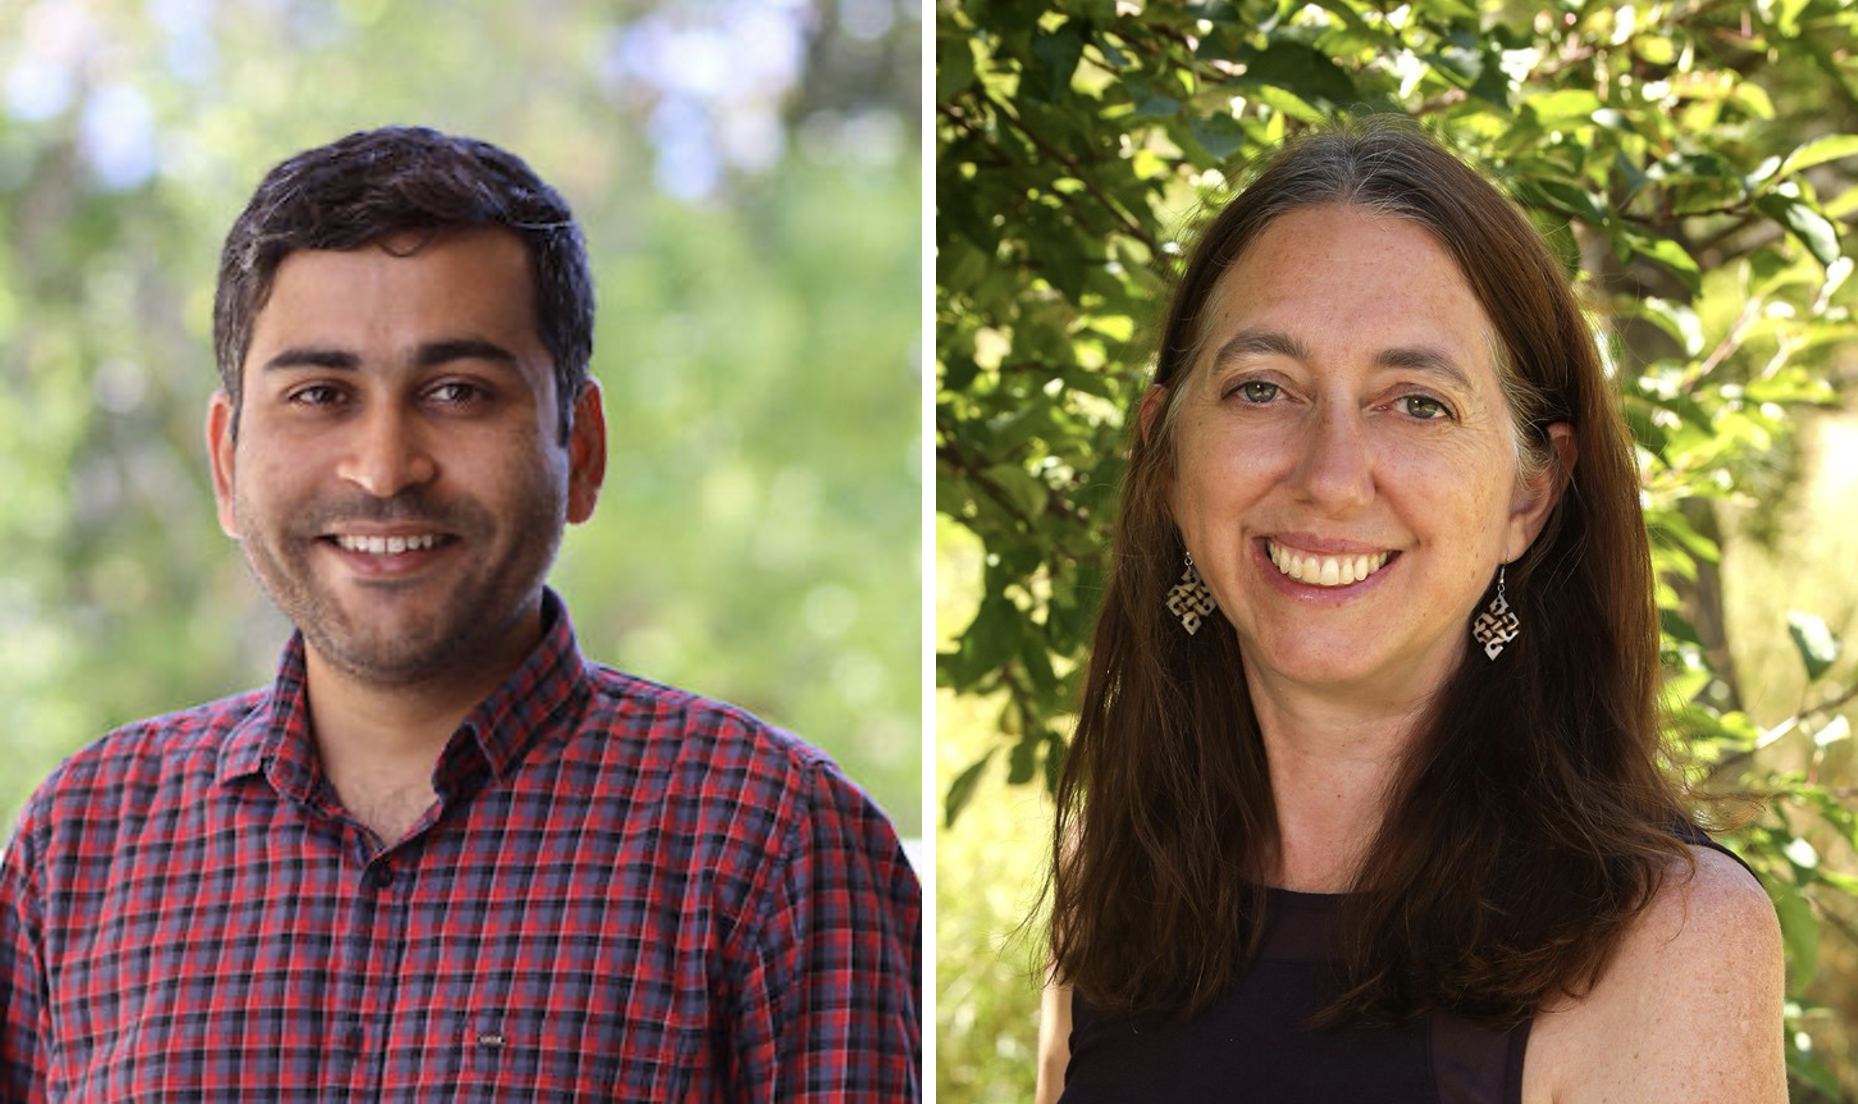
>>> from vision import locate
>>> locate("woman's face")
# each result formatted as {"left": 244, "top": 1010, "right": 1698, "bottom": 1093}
{"left": 1162, "top": 204, "right": 1561, "bottom": 708}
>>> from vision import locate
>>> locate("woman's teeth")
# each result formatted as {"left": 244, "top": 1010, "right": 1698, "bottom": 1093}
{"left": 1267, "top": 542, "right": 1391, "bottom": 587}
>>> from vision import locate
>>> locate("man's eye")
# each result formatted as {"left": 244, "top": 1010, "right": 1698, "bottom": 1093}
{"left": 1398, "top": 394, "right": 1452, "bottom": 420}
{"left": 287, "top": 385, "right": 342, "bottom": 406}
{"left": 427, "top": 382, "right": 485, "bottom": 405}
{"left": 1235, "top": 380, "right": 1280, "bottom": 404}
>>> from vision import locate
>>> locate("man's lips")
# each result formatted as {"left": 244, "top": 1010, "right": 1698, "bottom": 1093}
{"left": 315, "top": 530, "right": 460, "bottom": 576}
{"left": 328, "top": 532, "right": 449, "bottom": 555}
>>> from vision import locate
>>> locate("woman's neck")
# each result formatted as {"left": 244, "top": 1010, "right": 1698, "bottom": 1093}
{"left": 1246, "top": 667, "right": 1432, "bottom": 893}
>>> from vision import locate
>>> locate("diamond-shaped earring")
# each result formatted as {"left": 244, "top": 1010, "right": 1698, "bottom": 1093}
{"left": 1472, "top": 564, "right": 1520, "bottom": 660}
{"left": 1165, "top": 554, "right": 1217, "bottom": 636}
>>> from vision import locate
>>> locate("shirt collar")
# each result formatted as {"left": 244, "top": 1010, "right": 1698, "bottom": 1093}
{"left": 216, "top": 588, "right": 589, "bottom": 794}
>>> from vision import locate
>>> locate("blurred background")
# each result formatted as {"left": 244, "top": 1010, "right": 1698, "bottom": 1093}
{"left": 0, "top": 0, "right": 922, "bottom": 838}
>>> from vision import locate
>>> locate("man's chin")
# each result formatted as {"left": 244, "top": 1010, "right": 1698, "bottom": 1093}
{"left": 305, "top": 630, "right": 472, "bottom": 687}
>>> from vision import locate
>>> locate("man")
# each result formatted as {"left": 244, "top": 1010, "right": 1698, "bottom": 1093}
{"left": 0, "top": 126, "right": 920, "bottom": 1100}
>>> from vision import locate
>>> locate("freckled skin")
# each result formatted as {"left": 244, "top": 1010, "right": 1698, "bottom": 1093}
{"left": 1166, "top": 205, "right": 1552, "bottom": 711}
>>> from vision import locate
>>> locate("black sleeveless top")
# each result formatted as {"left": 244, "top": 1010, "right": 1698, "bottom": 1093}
{"left": 1060, "top": 838, "right": 1751, "bottom": 1103}
{"left": 1061, "top": 887, "right": 1526, "bottom": 1103}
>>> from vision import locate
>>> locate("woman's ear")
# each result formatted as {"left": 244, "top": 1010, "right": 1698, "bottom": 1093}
{"left": 1138, "top": 384, "right": 1177, "bottom": 521}
{"left": 1138, "top": 385, "right": 1169, "bottom": 445}
{"left": 1505, "top": 422, "right": 1576, "bottom": 560}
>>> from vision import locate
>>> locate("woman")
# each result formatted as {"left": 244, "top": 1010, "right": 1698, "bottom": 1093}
{"left": 1036, "top": 124, "right": 1783, "bottom": 1103}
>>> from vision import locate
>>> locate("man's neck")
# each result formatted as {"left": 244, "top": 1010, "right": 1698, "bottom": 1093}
{"left": 300, "top": 611, "right": 544, "bottom": 846}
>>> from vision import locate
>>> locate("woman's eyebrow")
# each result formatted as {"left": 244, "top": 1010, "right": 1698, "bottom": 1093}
{"left": 1374, "top": 346, "right": 1475, "bottom": 392}
{"left": 1210, "top": 328, "right": 1312, "bottom": 369}
{"left": 1210, "top": 329, "right": 1476, "bottom": 394}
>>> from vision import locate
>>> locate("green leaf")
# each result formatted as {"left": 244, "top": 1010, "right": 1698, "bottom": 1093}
{"left": 1218, "top": 41, "right": 1357, "bottom": 107}
{"left": 1026, "top": 20, "right": 1086, "bottom": 104}
{"left": 1775, "top": 134, "right": 1858, "bottom": 182}
{"left": 1524, "top": 179, "right": 1608, "bottom": 226}
{"left": 962, "top": 590, "right": 1024, "bottom": 679}
{"left": 1659, "top": 608, "right": 1704, "bottom": 647}
{"left": 944, "top": 747, "right": 997, "bottom": 827}
{"left": 1771, "top": 882, "right": 1819, "bottom": 992}
{"left": 1008, "top": 729, "right": 1040, "bottom": 784}
{"left": 1189, "top": 112, "right": 1248, "bottom": 162}
{"left": 1786, "top": 611, "right": 1841, "bottom": 682}
{"left": 1754, "top": 194, "right": 1842, "bottom": 268}
{"left": 1629, "top": 235, "right": 1701, "bottom": 295}
{"left": 983, "top": 462, "right": 1048, "bottom": 520}
{"left": 1648, "top": 509, "right": 1721, "bottom": 565}
{"left": 937, "top": 34, "right": 977, "bottom": 103}
{"left": 1634, "top": 298, "right": 1704, "bottom": 358}
{"left": 1122, "top": 75, "right": 1182, "bottom": 119}
{"left": 1525, "top": 88, "right": 1602, "bottom": 124}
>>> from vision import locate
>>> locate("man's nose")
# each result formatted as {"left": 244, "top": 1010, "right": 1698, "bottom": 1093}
{"left": 334, "top": 403, "right": 438, "bottom": 498}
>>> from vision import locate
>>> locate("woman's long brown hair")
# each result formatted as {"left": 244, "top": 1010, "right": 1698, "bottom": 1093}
{"left": 1049, "top": 121, "right": 1695, "bottom": 1027}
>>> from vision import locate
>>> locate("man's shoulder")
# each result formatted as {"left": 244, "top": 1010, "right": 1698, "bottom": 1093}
{"left": 567, "top": 663, "right": 897, "bottom": 836}
{"left": 20, "top": 688, "right": 269, "bottom": 821}
{"left": 577, "top": 663, "right": 837, "bottom": 776}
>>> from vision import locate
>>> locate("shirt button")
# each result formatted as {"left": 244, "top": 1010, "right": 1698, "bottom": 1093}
{"left": 370, "top": 865, "right": 395, "bottom": 889}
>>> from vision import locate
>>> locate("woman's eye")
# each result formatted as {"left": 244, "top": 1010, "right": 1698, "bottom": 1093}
{"left": 1398, "top": 394, "right": 1451, "bottom": 420}
{"left": 1234, "top": 380, "right": 1280, "bottom": 404}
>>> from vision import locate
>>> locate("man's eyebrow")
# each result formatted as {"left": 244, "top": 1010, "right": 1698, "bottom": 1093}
{"left": 260, "top": 347, "right": 359, "bottom": 372}
{"left": 416, "top": 338, "right": 522, "bottom": 370}
{"left": 257, "top": 340, "right": 523, "bottom": 373}
{"left": 1210, "top": 328, "right": 1312, "bottom": 369}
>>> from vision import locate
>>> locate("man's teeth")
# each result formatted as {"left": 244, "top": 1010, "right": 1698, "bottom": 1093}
{"left": 334, "top": 534, "right": 441, "bottom": 555}
{"left": 1267, "top": 542, "right": 1391, "bottom": 587}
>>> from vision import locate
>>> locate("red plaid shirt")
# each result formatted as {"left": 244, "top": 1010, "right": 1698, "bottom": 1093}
{"left": 0, "top": 591, "right": 919, "bottom": 1100}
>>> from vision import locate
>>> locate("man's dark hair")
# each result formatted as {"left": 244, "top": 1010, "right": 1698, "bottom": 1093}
{"left": 213, "top": 125, "right": 594, "bottom": 439}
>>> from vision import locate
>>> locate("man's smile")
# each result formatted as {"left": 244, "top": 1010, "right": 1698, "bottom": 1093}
{"left": 330, "top": 532, "right": 450, "bottom": 555}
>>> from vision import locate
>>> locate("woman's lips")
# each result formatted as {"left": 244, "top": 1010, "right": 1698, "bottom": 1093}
{"left": 1265, "top": 539, "right": 1394, "bottom": 588}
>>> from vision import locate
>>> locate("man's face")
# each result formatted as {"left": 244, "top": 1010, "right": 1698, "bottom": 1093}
{"left": 207, "top": 228, "right": 605, "bottom": 688}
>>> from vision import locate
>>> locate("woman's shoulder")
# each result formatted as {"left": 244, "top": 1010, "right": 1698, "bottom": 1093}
{"left": 1522, "top": 843, "right": 1785, "bottom": 1103}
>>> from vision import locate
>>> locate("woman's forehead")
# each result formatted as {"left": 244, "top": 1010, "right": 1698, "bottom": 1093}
{"left": 1186, "top": 206, "right": 1499, "bottom": 384}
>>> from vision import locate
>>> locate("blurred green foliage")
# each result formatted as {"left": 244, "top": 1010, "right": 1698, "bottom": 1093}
{"left": 937, "top": 0, "right": 1858, "bottom": 1098}
{"left": 0, "top": 0, "right": 922, "bottom": 835}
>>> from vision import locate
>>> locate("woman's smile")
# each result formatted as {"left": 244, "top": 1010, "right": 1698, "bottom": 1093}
{"left": 1263, "top": 539, "right": 1395, "bottom": 589}
{"left": 1167, "top": 204, "right": 1561, "bottom": 698}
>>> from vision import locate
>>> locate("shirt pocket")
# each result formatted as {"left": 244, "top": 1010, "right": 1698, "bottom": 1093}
{"left": 435, "top": 1004, "right": 705, "bottom": 1102}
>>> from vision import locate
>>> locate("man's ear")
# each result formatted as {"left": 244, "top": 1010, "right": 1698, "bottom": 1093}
{"left": 566, "top": 379, "right": 607, "bottom": 525}
{"left": 1138, "top": 385, "right": 1169, "bottom": 446}
{"left": 205, "top": 390, "right": 241, "bottom": 539}
{"left": 1505, "top": 422, "right": 1576, "bottom": 560}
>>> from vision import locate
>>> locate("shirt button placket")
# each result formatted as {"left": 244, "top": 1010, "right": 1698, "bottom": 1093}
{"left": 355, "top": 853, "right": 413, "bottom": 1097}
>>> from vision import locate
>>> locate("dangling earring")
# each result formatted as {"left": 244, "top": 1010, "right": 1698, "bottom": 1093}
{"left": 1166, "top": 554, "right": 1217, "bottom": 636}
{"left": 1472, "top": 564, "right": 1520, "bottom": 660}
